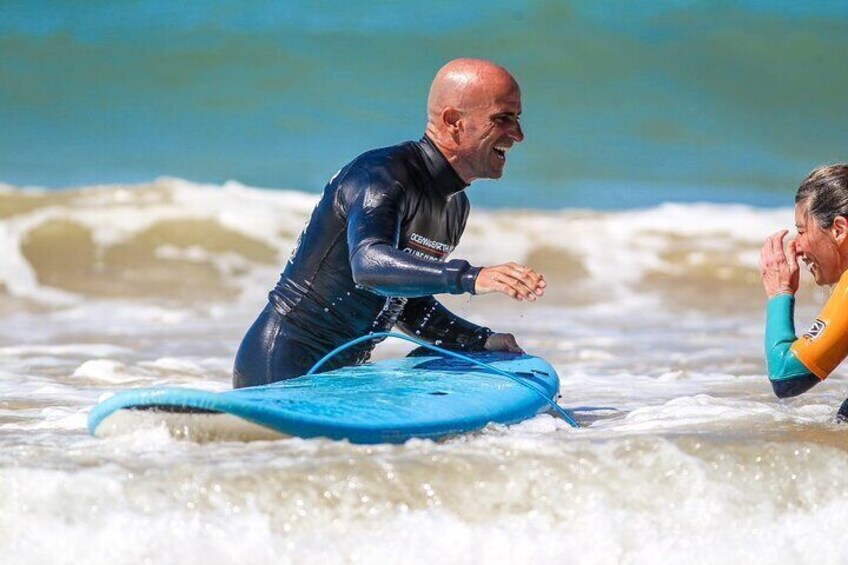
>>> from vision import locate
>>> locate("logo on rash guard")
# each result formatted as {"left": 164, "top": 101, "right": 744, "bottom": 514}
{"left": 402, "top": 232, "right": 454, "bottom": 262}
{"left": 803, "top": 319, "right": 826, "bottom": 340}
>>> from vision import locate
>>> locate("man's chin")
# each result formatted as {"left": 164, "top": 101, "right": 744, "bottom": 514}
{"left": 486, "top": 164, "right": 505, "bottom": 179}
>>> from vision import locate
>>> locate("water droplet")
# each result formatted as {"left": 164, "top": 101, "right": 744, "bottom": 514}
{"left": 415, "top": 330, "right": 421, "bottom": 335}
{"left": 323, "top": 308, "right": 329, "bottom": 312}
{"left": 435, "top": 340, "right": 443, "bottom": 345}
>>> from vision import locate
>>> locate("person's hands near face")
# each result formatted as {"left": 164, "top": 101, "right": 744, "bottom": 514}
{"left": 484, "top": 332, "right": 523, "bottom": 353}
{"left": 760, "top": 229, "right": 800, "bottom": 298}
{"left": 475, "top": 262, "right": 546, "bottom": 301}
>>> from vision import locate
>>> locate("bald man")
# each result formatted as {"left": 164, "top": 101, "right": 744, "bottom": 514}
{"left": 233, "top": 58, "right": 545, "bottom": 388}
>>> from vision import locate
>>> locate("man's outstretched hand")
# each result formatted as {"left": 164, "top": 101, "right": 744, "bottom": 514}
{"left": 484, "top": 332, "right": 524, "bottom": 354}
{"left": 475, "top": 262, "right": 546, "bottom": 301}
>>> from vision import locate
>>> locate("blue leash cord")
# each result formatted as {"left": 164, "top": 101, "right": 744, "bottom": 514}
{"left": 306, "top": 331, "right": 579, "bottom": 428}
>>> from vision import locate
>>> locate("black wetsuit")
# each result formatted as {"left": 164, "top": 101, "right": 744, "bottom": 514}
{"left": 233, "top": 136, "right": 493, "bottom": 388}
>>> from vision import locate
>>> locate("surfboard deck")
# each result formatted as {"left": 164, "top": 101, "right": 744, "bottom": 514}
{"left": 88, "top": 352, "right": 560, "bottom": 444}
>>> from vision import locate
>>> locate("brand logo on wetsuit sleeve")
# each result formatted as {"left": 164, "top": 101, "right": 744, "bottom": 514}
{"left": 803, "top": 319, "right": 826, "bottom": 340}
{"left": 402, "top": 232, "right": 454, "bottom": 261}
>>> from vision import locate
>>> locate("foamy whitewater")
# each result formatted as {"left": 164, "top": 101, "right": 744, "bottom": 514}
{"left": 2, "top": 179, "right": 848, "bottom": 564}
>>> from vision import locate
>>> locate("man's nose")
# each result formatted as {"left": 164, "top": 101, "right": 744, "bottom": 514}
{"left": 511, "top": 121, "right": 524, "bottom": 143}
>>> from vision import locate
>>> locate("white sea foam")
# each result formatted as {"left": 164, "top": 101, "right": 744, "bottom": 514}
{"left": 71, "top": 359, "right": 138, "bottom": 384}
{"left": 0, "top": 343, "right": 132, "bottom": 357}
{"left": 2, "top": 434, "right": 848, "bottom": 564}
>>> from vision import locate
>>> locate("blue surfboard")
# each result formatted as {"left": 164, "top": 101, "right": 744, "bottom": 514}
{"left": 88, "top": 352, "right": 560, "bottom": 444}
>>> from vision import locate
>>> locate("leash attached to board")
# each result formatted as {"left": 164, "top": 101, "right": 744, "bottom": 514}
{"left": 307, "top": 331, "right": 580, "bottom": 428}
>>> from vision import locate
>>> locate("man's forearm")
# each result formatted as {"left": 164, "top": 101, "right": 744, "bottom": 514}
{"left": 397, "top": 296, "right": 492, "bottom": 351}
{"left": 350, "top": 246, "right": 480, "bottom": 296}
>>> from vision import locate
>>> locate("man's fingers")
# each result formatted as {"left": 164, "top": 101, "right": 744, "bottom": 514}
{"left": 485, "top": 333, "right": 525, "bottom": 353}
{"left": 501, "top": 273, "right": 536, "bottom": 300}
{"left": 496, "top": 278, "right": 527, "bottom": 301}
{"left": 518, "top": 268, "right": 546, "bottom": 290}
{"left": 493, "top": 272, "right": 540, "bottom": 300}
{"left": 490, "top": 276, "right": 520, "bottom": 300}
{"left": 501, "top": 264, "right": 546, "bottom": 293}
{"left": 476, "top": 263, "right": 546, "bottom": 300}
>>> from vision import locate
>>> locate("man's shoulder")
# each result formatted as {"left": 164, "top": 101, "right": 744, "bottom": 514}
{"left": 330, "top": 140, "right": 420, "bottom": 207}
{"left": 347, "top": 140, "right": 419, "bottom": 177}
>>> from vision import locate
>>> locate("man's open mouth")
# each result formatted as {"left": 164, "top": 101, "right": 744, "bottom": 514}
{"left": 493, "top": 145, "right": 510, "bottom": 160}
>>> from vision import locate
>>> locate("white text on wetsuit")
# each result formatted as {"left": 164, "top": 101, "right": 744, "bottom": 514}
{"left": 403, "top": 232, "right": 454, "bottom": 261}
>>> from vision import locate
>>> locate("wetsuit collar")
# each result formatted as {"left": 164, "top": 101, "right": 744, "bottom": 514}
{"left": 419, "top": 135, "right": 469, "bottom": 198}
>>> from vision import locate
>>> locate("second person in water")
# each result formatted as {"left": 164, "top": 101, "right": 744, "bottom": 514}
{"left": 760, "top": 164, "right": 848, "bottom": 414}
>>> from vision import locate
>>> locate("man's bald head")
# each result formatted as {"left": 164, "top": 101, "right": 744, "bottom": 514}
{"left": 427, "top": 58, "right": 519, "bottom": 124}
{"left": 425, "top": 58, "right": 524, "bottom": 183}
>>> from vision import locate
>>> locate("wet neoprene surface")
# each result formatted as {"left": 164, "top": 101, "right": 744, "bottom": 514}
{"left": 233, "top": 136, "right": 491, "bottom": 387}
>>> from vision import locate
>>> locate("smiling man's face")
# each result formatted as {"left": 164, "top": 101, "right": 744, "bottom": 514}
{"left": 454, "top": 75, "right": 524, "bottom": 181}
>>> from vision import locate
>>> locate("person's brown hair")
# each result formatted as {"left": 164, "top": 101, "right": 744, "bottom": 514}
{"left": 795, "top": 164, "right": 848, "bottom": 228}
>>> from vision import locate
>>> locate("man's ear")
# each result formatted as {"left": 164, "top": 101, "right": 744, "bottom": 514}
{"left": 832, "top": 216, "right": 848, "bottom": 245}
{"left": 442, "top": 108, "right": 462, "bottom": 137}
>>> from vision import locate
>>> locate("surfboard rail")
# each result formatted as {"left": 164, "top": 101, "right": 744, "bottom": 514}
{"left": 89, "top": 352, "right": 562, "bottom": 444}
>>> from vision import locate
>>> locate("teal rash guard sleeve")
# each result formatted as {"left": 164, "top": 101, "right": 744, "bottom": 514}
{"left": 765, "top": 294, "right": 820, "bottom": 398}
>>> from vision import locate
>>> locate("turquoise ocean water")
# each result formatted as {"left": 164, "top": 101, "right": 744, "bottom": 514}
{"left": 2, "top": 0, "right": 847, "bottom": 208}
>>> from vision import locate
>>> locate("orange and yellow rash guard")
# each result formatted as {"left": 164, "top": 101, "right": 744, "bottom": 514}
{"left": 766, "top": 270, "right": 848, "bottom": 397}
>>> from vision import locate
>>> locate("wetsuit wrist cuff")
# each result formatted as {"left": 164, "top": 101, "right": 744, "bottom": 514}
{"left": 462, "top": 266, "right": 482, "bottom": 295}
{"left": 473, "top": 327, "right": 494, "bottom": 350}
{"left": 767, "top": 292, "right": 794, "bottom": 307}
{"left": 444, "top": 259, "right": 478, "bottom": 294}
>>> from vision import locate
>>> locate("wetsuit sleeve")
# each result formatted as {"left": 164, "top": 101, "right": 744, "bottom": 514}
{"left": 346, "top": 173, "right": 480, "bottom": 297}
{"left": 764, "top": 271, "right": 848, "bottom": 398}
{"left": 396, "top": 296, "right": 493, "bottom": 352}
{"left": 764, "top": 294, "right": 820, "bottom": 398}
